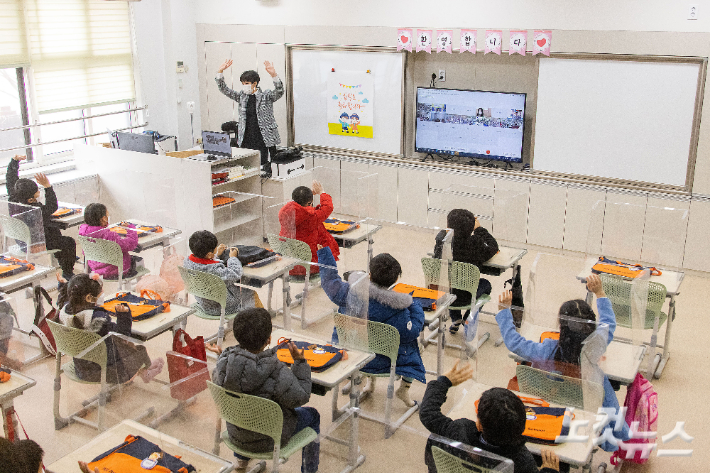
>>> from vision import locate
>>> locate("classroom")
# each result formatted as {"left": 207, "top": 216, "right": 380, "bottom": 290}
{"left": 0, "top": 1, "right": 708, "bottom": 472}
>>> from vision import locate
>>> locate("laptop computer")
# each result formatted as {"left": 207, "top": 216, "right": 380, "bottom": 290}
{"left": 201, "top": 131, "right": 232, "bottom": 160}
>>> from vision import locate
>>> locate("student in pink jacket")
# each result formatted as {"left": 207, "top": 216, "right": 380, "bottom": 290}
{"left": 79, "top": 203, "right": 139, "bottom": 279}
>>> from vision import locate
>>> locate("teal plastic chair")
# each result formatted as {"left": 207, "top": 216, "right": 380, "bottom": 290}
{"left": 207, "top": 381, "right": 318, "bottom": 472}
{"left": 78, "top": 235, "right": 149, "bottom": 290}
{"left": 0, "top": 214, "right": 59, "bottom": 263}
{"left": 178, "top": 265, "right": 238, "bottom": 349}
{"left": 432, "top": 445, "right": 513, "bottom": 473}
{"left": 267, "top": 234, "right": 321, "bottom": 329}
{"left": 600, "top": 274, "right": 668, "bottom": 330}
{"left": 47, "top": 319, "right": 110, "bottom": 431}
{"left": 333, "top": 313, "right": 418, "bottom": 439}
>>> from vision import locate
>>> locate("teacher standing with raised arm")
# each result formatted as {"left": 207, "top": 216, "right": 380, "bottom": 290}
{"left": 215, "top": 59, "right": 284, "bottom": 176}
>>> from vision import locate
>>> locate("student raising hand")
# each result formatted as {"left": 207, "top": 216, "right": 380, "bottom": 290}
{"left": 311, "top": 180, "right": 324, "bottom": 195}
{"left": 443, "top": 359, "right": 473, "bottom": 386}
{"left": 586, "top": 273, "right": 606, "bottom": 298}
{"left": 217, "top": 59, "right": 233, "bottom": 73}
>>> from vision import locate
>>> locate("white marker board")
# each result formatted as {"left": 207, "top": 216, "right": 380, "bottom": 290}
{"left": 291, "top": 49, "right": 404, "bottom": 155}
{"left": 533, "top": 58, "right": 701, "bottom": 187}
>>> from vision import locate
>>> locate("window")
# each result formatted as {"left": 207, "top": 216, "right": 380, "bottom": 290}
{"left": 0, "top": 1, "right": 139, "bottom": 168}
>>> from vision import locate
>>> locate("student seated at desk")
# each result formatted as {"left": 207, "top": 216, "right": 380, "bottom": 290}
{"left": 279, "top": 180, "right": 339, "bottom": 277}
{"left": 317, "top": 245, "right": 425, "bottom": 408}
{"left": 184, "top": 231, "right": 262, "bottom": 315}
{"left": 420, "top": 361, "right": 560, "bottom": 473}
{"left": 57, "top": 274, "right": 163, "bottom": 384}
{"left": 208, "top": 308, "right": 320, "bottom": 473}
{"left": 495, "top": 274, "right": 629, "bottom": 452}
{"left": 6, "top": 155, "right": 76, "bottom": 281}
{"left": 0, "top": 437, "right": 45, "bottom": 473}
{"left": 434, "top": 209, "right": 499, "bottom": 334}
{"left": 79, "top": 203, "right": 140, "bottom": 279}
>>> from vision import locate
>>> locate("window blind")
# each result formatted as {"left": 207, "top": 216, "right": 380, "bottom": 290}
{"left": 25, "top": 0, "right": 135, "bottom": 113}
{"left": 0, "top": 0, "right": 29, "bottom": 68}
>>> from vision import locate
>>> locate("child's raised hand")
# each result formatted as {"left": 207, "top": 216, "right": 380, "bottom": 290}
{"left": 540, "top": 449, "right": 560, "bottom": 471}
{"left": 34, "top": 172, "right": 51, "bottom": 188}
{"left": 311, "top": 180, "right": 323, "bottom": 195}
{"left": 498, "top": 290, "right": 513, "bottom": 311}
{"left": 217, "top": 59, "right": 232, "bottom": 73}
{"left": 586, "top": 274, "right": 606, "bottom": 298}
{"left": 206, "top": 343, "right": 223, "bottom": 355}
{"left": 115, "top": 303, "right": 130, "bottom": 313}
{"left": 443, "top": 359, "right": 473, "bottom": 386}
{"left": 473, "top": 217, "right": 481, "bottom": 230}
{"left": 287, "top": 341, "right": 305, "bottom": 361}
{"left": 229, "top": 247, "right": 239, "bottom": 258}
{"left": 215, "top": 244, "right": 227, "bottom": 257}
{"left": 12, "top": 154, "right": 25, "bottom": 162}
{"left": 264, "top": 60, "right": 277, "bottom": 77}
{"left": 317, "top": 244, "right": 324, "bottom": 250}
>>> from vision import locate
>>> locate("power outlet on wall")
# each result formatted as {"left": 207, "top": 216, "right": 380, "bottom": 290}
{"left": 439, "top": 69, "right": 446, "bottom": 82}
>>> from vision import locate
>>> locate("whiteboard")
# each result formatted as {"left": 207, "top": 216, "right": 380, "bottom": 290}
{"left": 533, "top": 58, "right": 701, "bottom": 187}
{"left": 292, "top": 49, "right": 404, "bottom": 155}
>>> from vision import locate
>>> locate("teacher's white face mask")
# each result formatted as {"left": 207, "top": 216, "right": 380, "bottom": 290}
{"left": 242, "top": 83, "right": 254, "bottom": 94}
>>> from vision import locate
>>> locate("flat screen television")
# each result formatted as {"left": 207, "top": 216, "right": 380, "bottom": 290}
{"left": 415, "top": 87, "right": 526, "bottom": 163}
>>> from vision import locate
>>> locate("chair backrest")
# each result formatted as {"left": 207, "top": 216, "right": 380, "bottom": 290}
{"left": 47, "top": 319, "right": 107, "bottom": 367}
{"left": 422, "top": 257, "right": 480, "bottom": 302}
{"left": 333, "top": 313, "right": 399, "bottom": 366}
{"left": 432, "top": 446, "right": 504, "bottom": 473}
{"left": 600, "top": 274, "right": 666, "bottom": 329}
{"left": 515, "top": 364, "right": 603, "bottom": 411}
{"left": 178, "top": 265, "right": 227, "bottom": 308}
{"left": 78, "top": 235, "right": 125, "bottom": 273}
{"left": 267, "top": 233, "right": 312, "bottom": 263}
{"left": 0, "top": 215, "right": 31, "bottom": 258}
{"left": 207, "top": 381, "right": 283, "bottom": 447}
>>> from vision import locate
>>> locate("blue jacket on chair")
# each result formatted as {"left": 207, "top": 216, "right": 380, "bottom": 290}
{"left": 318, "top": 247, "right": 427, "bottom": 383}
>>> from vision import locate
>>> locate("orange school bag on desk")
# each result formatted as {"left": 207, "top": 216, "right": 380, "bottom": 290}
{"left": 0, "top": 256, "right": 34, "bottom": 278}
{"left": 391, "top": 283, "right": 446, "bottom": 311}
{"left": 276, "top": 337, "right": 347, "bottom": 372}
{"left": 51, "top": 206, "right": 81, "bottom": 218}
{"left": 101, "top": 291, "right": 171, "bottom": 321}
{"left": 592, "top": 257, "right": 661, "bottom": 279}
{"left": 110, "top": 222, "right": 163, "bottom": 238}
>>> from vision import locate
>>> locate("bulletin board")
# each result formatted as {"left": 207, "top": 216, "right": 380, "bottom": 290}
{"left": 289, "top": 47, "right": 405, "bottom": 156}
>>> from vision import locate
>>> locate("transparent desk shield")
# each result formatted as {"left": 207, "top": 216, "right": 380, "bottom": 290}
{"left": 210, "top": 191, "right": 274, "bottom": 247}
{"left": 0, "top": 200, "right": 46, "bottom": 258}
{"left": 0, "top": 295, "right": 32, "bottom": 368}
{"left": 428, "top": 184, "right": 496, "bottom": 236}
{"left": 339, "top": 168, "right": 378, "bottom": 221}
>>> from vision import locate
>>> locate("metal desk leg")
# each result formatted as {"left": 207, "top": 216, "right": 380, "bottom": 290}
{"left": 346, "top": 374, "right": 365, "bottom": 472}
{"left": 653, "top": 294, "right": 675, "bottom": 379}
{"left": 367, "top": 236, "right": 374, "bottom": 267}
{"left": 436, "top": 313, "right": 445, "bottom": 377}
{"left": 266, "top": 281, "right": 274, "bottom": 313}
{"left": 282, "top": 273, "right": 292, "bottom": 332}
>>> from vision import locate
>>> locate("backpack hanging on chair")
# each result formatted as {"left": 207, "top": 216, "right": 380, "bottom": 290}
{"left": 611, "top": 372, "right": 658, "bottom": 466}
{"left": 29, "top": 286, "right": 59, "bottom": 356}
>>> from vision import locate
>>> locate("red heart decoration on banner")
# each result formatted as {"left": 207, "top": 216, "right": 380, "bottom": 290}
{"left": 400, "top": 35, "right": 409, "bottom": 44}
{"left": 537, "top": 38, "right": 547, "bottom": 47}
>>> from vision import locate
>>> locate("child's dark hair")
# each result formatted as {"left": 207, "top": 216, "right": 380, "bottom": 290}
{"left": 13, "top": 179, "right": 38, "bottom": 203}
{"left": 369, "top": 253, "right": 402, "bottom": 288}
{"left": 478, "top": 387, "right": 526, "bottom": 446}
{"left": 0, "top": 438, "right": 44, "bottom": 473}
{"left": 240, "top": 70, "right": 260, "bottom": 84}
{"left": 292, "top": 186, "right": 313, "bottom": 207}
{"left": 233, "top": 308, "right": 272, "bottom": 351}
{"left": 58, "top": 273, "right": 103, "bottom": 317}
{"left": 446, "top": 208, "right": 476, "bottom": 239}
{"left": 340, "top": 112, "right": 349, "bottom": 119}
{"left": 189, "top": 230, "right": 219, "bottom": 259}
{"left": 351, "top": 113, "right": 359, "bottom": 120}
{"left": 84, "top": 202, "right": 108, "bottom": 226}
{"left": 555, "top": 300, "right": 597, "bottom": 365}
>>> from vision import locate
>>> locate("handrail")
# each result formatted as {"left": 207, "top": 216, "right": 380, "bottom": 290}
{"left": 0, "top": 123, "right": 148, "bottom": 153}
{"left": 0, "top": 106, "right": 147, "bottom": 133}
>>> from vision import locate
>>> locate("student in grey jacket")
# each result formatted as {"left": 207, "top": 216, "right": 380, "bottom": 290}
{"left": 216, "top": 59, "right": 284, "bottom": 173}
{"left": 209, "top": 308, "right": 320, "bottom": 473}
{"left": 183, "top": 231, "right": 259, "bottom": 315}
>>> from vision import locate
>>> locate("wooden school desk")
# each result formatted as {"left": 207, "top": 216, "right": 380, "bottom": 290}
{"left": 269, "top": 328, "right": 376, "bottom": 473}
{"left": 511, "top": 324, "right": 646, "bottom": 385}
{"left": 50, "top": 202, "right": 85, "bottom": 230}
{"left": 46, "top": 419, "right": 233, "bottom": 473}
{"left": 447, "top": 382, "right": 597, "bottom": 469}
{"left": 241, "top": 255, "right": 299, "bottom": 331}
{"left": 419, "top": 293, "right": 457, "bottom": 377}
{"left": 0, "top": 262, "right": 57, "bottom": 365}
{"left": 0, "top": 370, "right": 36, "bottom": 439}
{"left": 577, "top": 256, "right": 684, "bottom": 379}
{"left": 108, "top": 219, "right": 182, "bottom": 253}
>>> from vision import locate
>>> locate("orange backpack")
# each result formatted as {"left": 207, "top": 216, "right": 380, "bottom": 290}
{"left": 323, "top": 218, "right": 359, "bottom": 234}
{"left": 276, "top": 338, "right": 347, "bottom": 372}
{"left": 101, "top": 291, "right": 170, "bottom": 321}
{"left": 0, "top": 256, "right": 34, "bottom": 278}
{"left": 592, "top": 256, "right": 661, "bottom": 279}
{"left": 392, "top": 283, "right": 446, "bottom": 311}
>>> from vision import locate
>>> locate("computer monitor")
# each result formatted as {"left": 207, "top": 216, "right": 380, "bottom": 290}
{"left": 202, "top": 131, "right": 232, "bottom": 157}
{"left": 115, "top": 132, "right": 156, "bottom": 154}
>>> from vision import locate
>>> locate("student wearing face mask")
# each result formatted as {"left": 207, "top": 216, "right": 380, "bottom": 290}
{"left": 215, "top": 59, "right": 284, "bottom": 176}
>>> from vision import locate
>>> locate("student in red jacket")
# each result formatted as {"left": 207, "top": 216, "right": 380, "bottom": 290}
{"left": 278, "top": 180, "right": 339, "bottom": 276}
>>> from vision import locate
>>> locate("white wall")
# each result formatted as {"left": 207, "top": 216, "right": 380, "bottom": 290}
{"left": 194, "top": 0, "right": 710, "bottom": 32}
{"left": 132, "top": 0, "right": 201, "bottom": 150}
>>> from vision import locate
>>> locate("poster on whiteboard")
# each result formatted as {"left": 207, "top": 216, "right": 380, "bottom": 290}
{"left": 327, "top": 72, "right": 374, "bottom": 138}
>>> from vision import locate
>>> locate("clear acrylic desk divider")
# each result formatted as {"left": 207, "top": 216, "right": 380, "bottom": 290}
{"left": 0, "top": 200, "right": 47, "bottom": 260}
